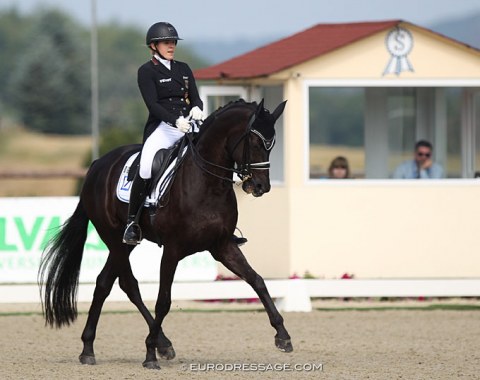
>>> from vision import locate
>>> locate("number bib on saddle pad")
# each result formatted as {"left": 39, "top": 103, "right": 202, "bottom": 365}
{"left": 116, "top": 148, "right": 187, "bottom": 206}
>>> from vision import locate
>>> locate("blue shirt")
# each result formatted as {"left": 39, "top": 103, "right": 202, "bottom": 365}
{"left": 393, "top": 160, "right": 444, "bottom": 179}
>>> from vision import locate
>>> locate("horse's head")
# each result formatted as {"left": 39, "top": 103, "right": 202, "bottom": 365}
{"left": 232, "top": 99, "right": 287, "bottom": 197}
{"left": 192, "top": 99, "right": 286, "bottom": 196}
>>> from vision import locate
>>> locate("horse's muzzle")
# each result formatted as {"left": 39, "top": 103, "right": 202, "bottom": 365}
{"left": 242, "top": 179, "right": 270, "bottom": 197}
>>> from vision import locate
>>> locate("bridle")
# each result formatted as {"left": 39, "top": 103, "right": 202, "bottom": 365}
{"left": 187, "top": 110, "right": 275, "bottom": 184}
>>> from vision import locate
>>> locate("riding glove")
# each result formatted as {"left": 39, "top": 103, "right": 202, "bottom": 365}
{"left": 189, "top": 106, "right": 204, "bottom": 121}
{"left": 175, "top": 116, "right": 191, "bottom": 133}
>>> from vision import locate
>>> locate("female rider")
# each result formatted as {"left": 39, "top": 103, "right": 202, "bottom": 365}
{"left": 123, "top": 22, "right": 203, "bottom": 245}
{"left": 123, "top": 22, "right": 247, "bottom": 247}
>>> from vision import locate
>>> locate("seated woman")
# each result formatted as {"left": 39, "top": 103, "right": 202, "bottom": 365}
{"left": 328, "top": 156, "right": 351, "bottom": 179}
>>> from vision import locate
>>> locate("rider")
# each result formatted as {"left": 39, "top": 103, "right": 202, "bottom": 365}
{"left": 123, "top": 21, "right": 203, "bottom": 245}
{"left": 123, "top": 22, "right": 247, "bottom": 247}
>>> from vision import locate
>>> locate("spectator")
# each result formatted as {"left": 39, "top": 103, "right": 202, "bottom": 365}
{"left": 328, "top": 156, "right": 351, "bottom": 179}
{"left": 393, "top": 140, "right": 444, "bottom": 179}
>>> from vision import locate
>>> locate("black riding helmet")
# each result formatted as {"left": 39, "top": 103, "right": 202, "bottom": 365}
{"left": 146, "top": 22, "right": 182, "bottom": 45}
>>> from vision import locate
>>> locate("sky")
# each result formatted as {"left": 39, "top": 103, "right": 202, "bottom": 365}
{"left": 2, "top": 0, "right": 480, "bottom": 42}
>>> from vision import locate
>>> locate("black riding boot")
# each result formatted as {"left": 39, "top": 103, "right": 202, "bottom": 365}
{"left": 232, "top": 228, "right": 248, "bottom": 246}
{"left": 232, "top": 235, "right": 248, "bottom": 246}
{"left": 123, "top": 176, "right": 149, "bottom": 245}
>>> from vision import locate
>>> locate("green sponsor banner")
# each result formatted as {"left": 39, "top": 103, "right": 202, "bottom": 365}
{"left": 0, "top": 197, "right": 217, "bottom": 283}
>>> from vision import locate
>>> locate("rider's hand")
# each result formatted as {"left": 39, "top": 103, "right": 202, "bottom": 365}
{"left": 175, "top": 116, "right": 191, "bottom": 133}
{"left": 189, "top": 106, "right": 204, "bottom": 121}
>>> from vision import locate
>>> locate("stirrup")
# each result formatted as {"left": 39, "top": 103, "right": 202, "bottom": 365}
{"left": 232, "top": 227, "right": 247, "bottom": 246}
{"left": 123, "top": 221, "right": 142, "bottom": 245}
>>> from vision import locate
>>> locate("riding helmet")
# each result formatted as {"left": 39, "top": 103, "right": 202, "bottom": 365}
{"left": 146, "top": 22, "right": 182, "bottom": 45}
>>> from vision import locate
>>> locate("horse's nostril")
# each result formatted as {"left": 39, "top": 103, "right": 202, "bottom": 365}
{"left": 257, "top": 183, "right": 270, "bottom": 193}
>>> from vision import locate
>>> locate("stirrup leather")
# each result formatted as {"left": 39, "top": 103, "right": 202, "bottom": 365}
{"left": 123, "top": 221, "right": 143, "bottom": 245}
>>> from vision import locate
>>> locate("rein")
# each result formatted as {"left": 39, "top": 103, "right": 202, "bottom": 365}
{"left": 187, "top": 110, "right": 272, "bottom": 185}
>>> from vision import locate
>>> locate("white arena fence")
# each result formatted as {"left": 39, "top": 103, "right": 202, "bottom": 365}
{"left": 2, "top": 279, "right": 480, "bottom": 312}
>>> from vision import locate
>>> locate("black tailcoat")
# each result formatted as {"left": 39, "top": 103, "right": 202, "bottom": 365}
{"left": 137, "top": 58, "right": 203, "bottom": 142}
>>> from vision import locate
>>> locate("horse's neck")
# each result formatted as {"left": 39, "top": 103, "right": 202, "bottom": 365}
{"left": 196, "top": 117, "right": 240, "bottom": 166}
{"left": 188, "top": 105, "right": 252, "bottom": 185}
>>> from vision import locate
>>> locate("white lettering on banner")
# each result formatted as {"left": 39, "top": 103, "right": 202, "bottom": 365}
{"left": 0, "top": 197, "right": 217, "bottom": 284}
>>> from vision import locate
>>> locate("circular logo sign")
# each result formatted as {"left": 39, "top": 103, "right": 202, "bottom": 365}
{"left": 383, "top": 26, "right": 414, "bottom": 76}
{"left": 385, "top": 27, "right": 414, "bottom": 57}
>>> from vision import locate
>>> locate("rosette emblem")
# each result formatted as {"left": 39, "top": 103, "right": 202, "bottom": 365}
{"left": 383, "top": 27, "right": 414, "bottom": 76}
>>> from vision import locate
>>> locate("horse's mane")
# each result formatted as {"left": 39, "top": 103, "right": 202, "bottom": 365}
{"left": 198, "top": 98, "right": 257, "bottom": 138}
{"left": 211, "top": 98, "right": 257, "bottom": 118}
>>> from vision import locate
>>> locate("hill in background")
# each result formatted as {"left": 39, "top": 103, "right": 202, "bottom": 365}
{"left": 430, "top": 12, "right": 480, "bottom": 50}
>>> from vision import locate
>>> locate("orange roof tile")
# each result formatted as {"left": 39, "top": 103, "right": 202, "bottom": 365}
{"left": 194, "top": 20, "right": 402, "bottom": 80}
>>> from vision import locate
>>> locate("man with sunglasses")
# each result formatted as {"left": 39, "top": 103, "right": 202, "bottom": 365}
{"left": 393, "top": 140, "right": 444, "bottom": 179}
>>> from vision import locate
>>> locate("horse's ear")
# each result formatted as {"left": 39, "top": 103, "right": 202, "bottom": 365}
{"left": 272, "top": 100, "right": 287, "bottom": 122}
{"left": 256, "top": 98, "right": 265, "bottom": 116}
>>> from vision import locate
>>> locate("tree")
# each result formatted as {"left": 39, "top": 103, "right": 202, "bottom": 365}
{"left": 1, "top": 7, "right": 209, "bottom": 137}
{"left": 8, "top": 9, "right": 90, "bottom": 134}
{"left": 0, "top": 10, "right": 29, "bottom": 105}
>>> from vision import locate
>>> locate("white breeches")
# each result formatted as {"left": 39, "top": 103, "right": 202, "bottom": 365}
{"left": 139, "top": 121, "right": 184, "bottom": 179}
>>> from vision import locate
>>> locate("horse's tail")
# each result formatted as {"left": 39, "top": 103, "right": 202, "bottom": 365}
{"left": 38, "top": 199, "right": 89, "bottom": 328}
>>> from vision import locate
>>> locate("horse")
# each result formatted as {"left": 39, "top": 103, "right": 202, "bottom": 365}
{"left": 38, "top": 98, "right": 292, "bottom": 370}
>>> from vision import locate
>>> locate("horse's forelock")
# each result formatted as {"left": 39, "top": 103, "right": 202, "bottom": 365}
{"left": 251, "top": 109, "right": 276, "bottom": 140}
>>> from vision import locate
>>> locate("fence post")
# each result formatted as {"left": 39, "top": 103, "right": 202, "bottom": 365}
{"left": 275, "top": 279, "right": 312, "bottom": 312}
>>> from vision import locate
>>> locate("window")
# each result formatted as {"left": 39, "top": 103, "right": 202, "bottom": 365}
{"left": 308, "top": 86, "right": 472, "bottom": 179}
{"left": 199, "top": 86, "right": 248, "bottom": 115}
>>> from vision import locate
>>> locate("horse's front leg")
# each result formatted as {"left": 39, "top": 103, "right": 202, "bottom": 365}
{"left": 212, "top": 244, "right": 293, "bottom": 353}
{"left": 143, "top": 252, "right": 178, "bottom": 369}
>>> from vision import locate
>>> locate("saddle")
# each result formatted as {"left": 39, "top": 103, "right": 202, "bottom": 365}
{"left": 117, "top": 136, "right": 188, "bottom": 206}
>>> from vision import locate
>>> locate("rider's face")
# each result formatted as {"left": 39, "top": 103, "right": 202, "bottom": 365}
{"left": 154, "top": 40, "right": 176, "bottom": 60}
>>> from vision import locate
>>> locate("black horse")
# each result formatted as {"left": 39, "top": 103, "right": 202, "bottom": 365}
{"left": 38, "top": 99, "right": 292, "bottom": 369}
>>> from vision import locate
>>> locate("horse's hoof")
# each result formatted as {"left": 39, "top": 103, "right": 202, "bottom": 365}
{"left": 142, "top": 359, "right": 161, "bottom": 370}
{"left": 79, "top": 354, "right": 96, "bottom": 365}
{"left": 275, "top": 337, "right": 293, "bottom": 353}
{"left": 157, "top": 345, "right": 176, "bottom": 360}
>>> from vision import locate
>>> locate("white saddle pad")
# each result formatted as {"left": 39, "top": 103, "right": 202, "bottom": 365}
{"left": 116, "top": 148, "right": 187, "bottom": 206}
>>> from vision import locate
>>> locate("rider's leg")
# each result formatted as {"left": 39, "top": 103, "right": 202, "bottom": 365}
{"left": 123, "top": 123, "right": 184, "bottom": 245}
{"left": 123, "top": 174, "right": 149, "bottom": 245}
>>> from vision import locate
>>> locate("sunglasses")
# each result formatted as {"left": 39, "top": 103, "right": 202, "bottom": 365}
{"left": 416, "top": 152, "right": 431, "bottom": 158}
{"left": 333, "top": 165, "right": 347, "bottom": 169}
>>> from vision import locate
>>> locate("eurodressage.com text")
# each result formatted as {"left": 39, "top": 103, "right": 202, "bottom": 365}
{"left": 184, "top": 362, "right": 323, "bottom": 372}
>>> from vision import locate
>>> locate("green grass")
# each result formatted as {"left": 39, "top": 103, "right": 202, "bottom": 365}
{"left": 2, "top": 303, "right": 480, "bottom": 318}
{"left": 315, "top": 304, "right": 480, "bottom": 312}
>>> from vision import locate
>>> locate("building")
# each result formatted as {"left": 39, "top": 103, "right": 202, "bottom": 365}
{"left": 194, "top": 20, "right": 480, "bottom": 279}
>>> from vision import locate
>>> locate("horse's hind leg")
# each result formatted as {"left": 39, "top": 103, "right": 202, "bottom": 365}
{"left": 212, "top": 245, "right": 293, "bottom": 353}
{"left": 79, "top": 254, "right": 118, "bottom": 365}
{"left": 116, "top": 252, "right": 176, "bottom": 364}
{"left": 81, "top": 241, "right": 159, "bottom": 368}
